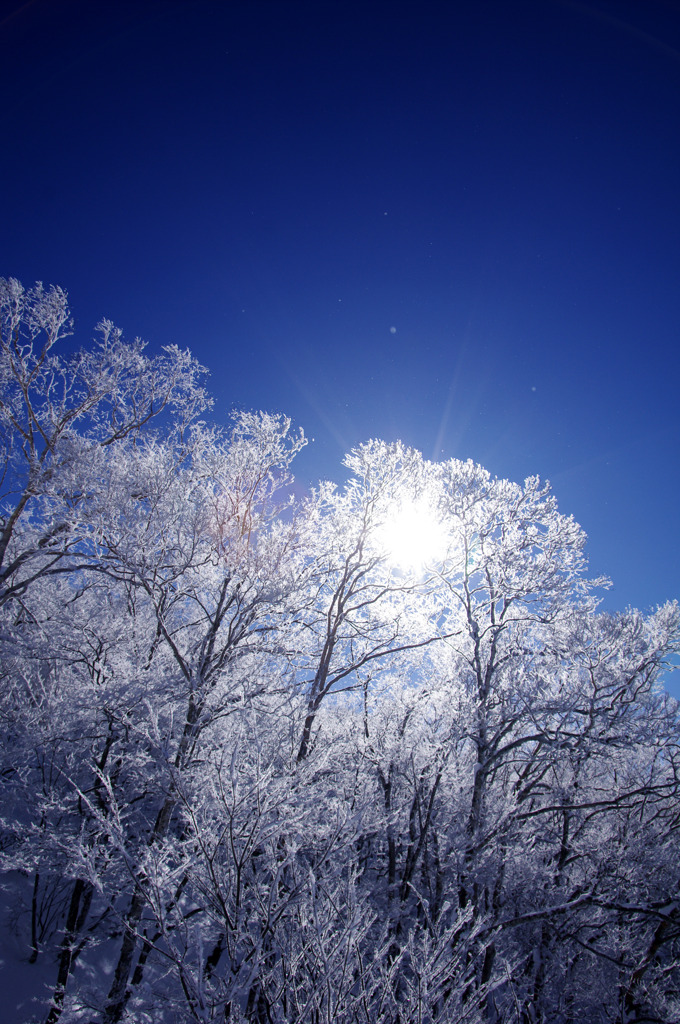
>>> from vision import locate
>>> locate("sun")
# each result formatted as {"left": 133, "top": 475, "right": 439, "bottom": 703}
{"left": 378, "top": 497, "right": 448, "bottom": 572}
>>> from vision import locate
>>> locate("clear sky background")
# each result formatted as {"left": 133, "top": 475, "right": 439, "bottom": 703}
{"left": 2, "top": 0, "right": 679, "bottom": 675}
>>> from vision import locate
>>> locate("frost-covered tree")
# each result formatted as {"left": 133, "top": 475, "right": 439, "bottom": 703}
{"left": 0, "top": 279, "right": 678, "bottom": 1024}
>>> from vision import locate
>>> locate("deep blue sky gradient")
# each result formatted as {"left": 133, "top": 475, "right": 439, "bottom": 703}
{"left": 2, "top": 1, "right": 679, "bottom": 660}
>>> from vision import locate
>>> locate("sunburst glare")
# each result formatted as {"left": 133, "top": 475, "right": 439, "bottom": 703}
{"left": 377, "top": 497, "right": 449, "bottom": 572}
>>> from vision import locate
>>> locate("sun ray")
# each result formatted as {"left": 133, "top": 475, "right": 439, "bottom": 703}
{"left": 378, "top": 497, "right": 448, "bottom": 572}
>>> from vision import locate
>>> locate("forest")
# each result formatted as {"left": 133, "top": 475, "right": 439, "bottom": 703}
{"left": 1, "top": 277, "right": 679, "bottom": 1024}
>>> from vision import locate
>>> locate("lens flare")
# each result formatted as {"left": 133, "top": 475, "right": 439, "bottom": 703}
{"left": 378, "top": 498, "right": 448, "bottom": 572}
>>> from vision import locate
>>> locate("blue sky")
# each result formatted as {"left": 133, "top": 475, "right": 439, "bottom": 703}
{"left": 2, "top": 0, "right": 679, "bottom": 658}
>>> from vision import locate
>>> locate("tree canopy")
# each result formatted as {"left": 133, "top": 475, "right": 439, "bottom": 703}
{"left": 1, "top": 279, "right": 679, "bottom": 1024}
